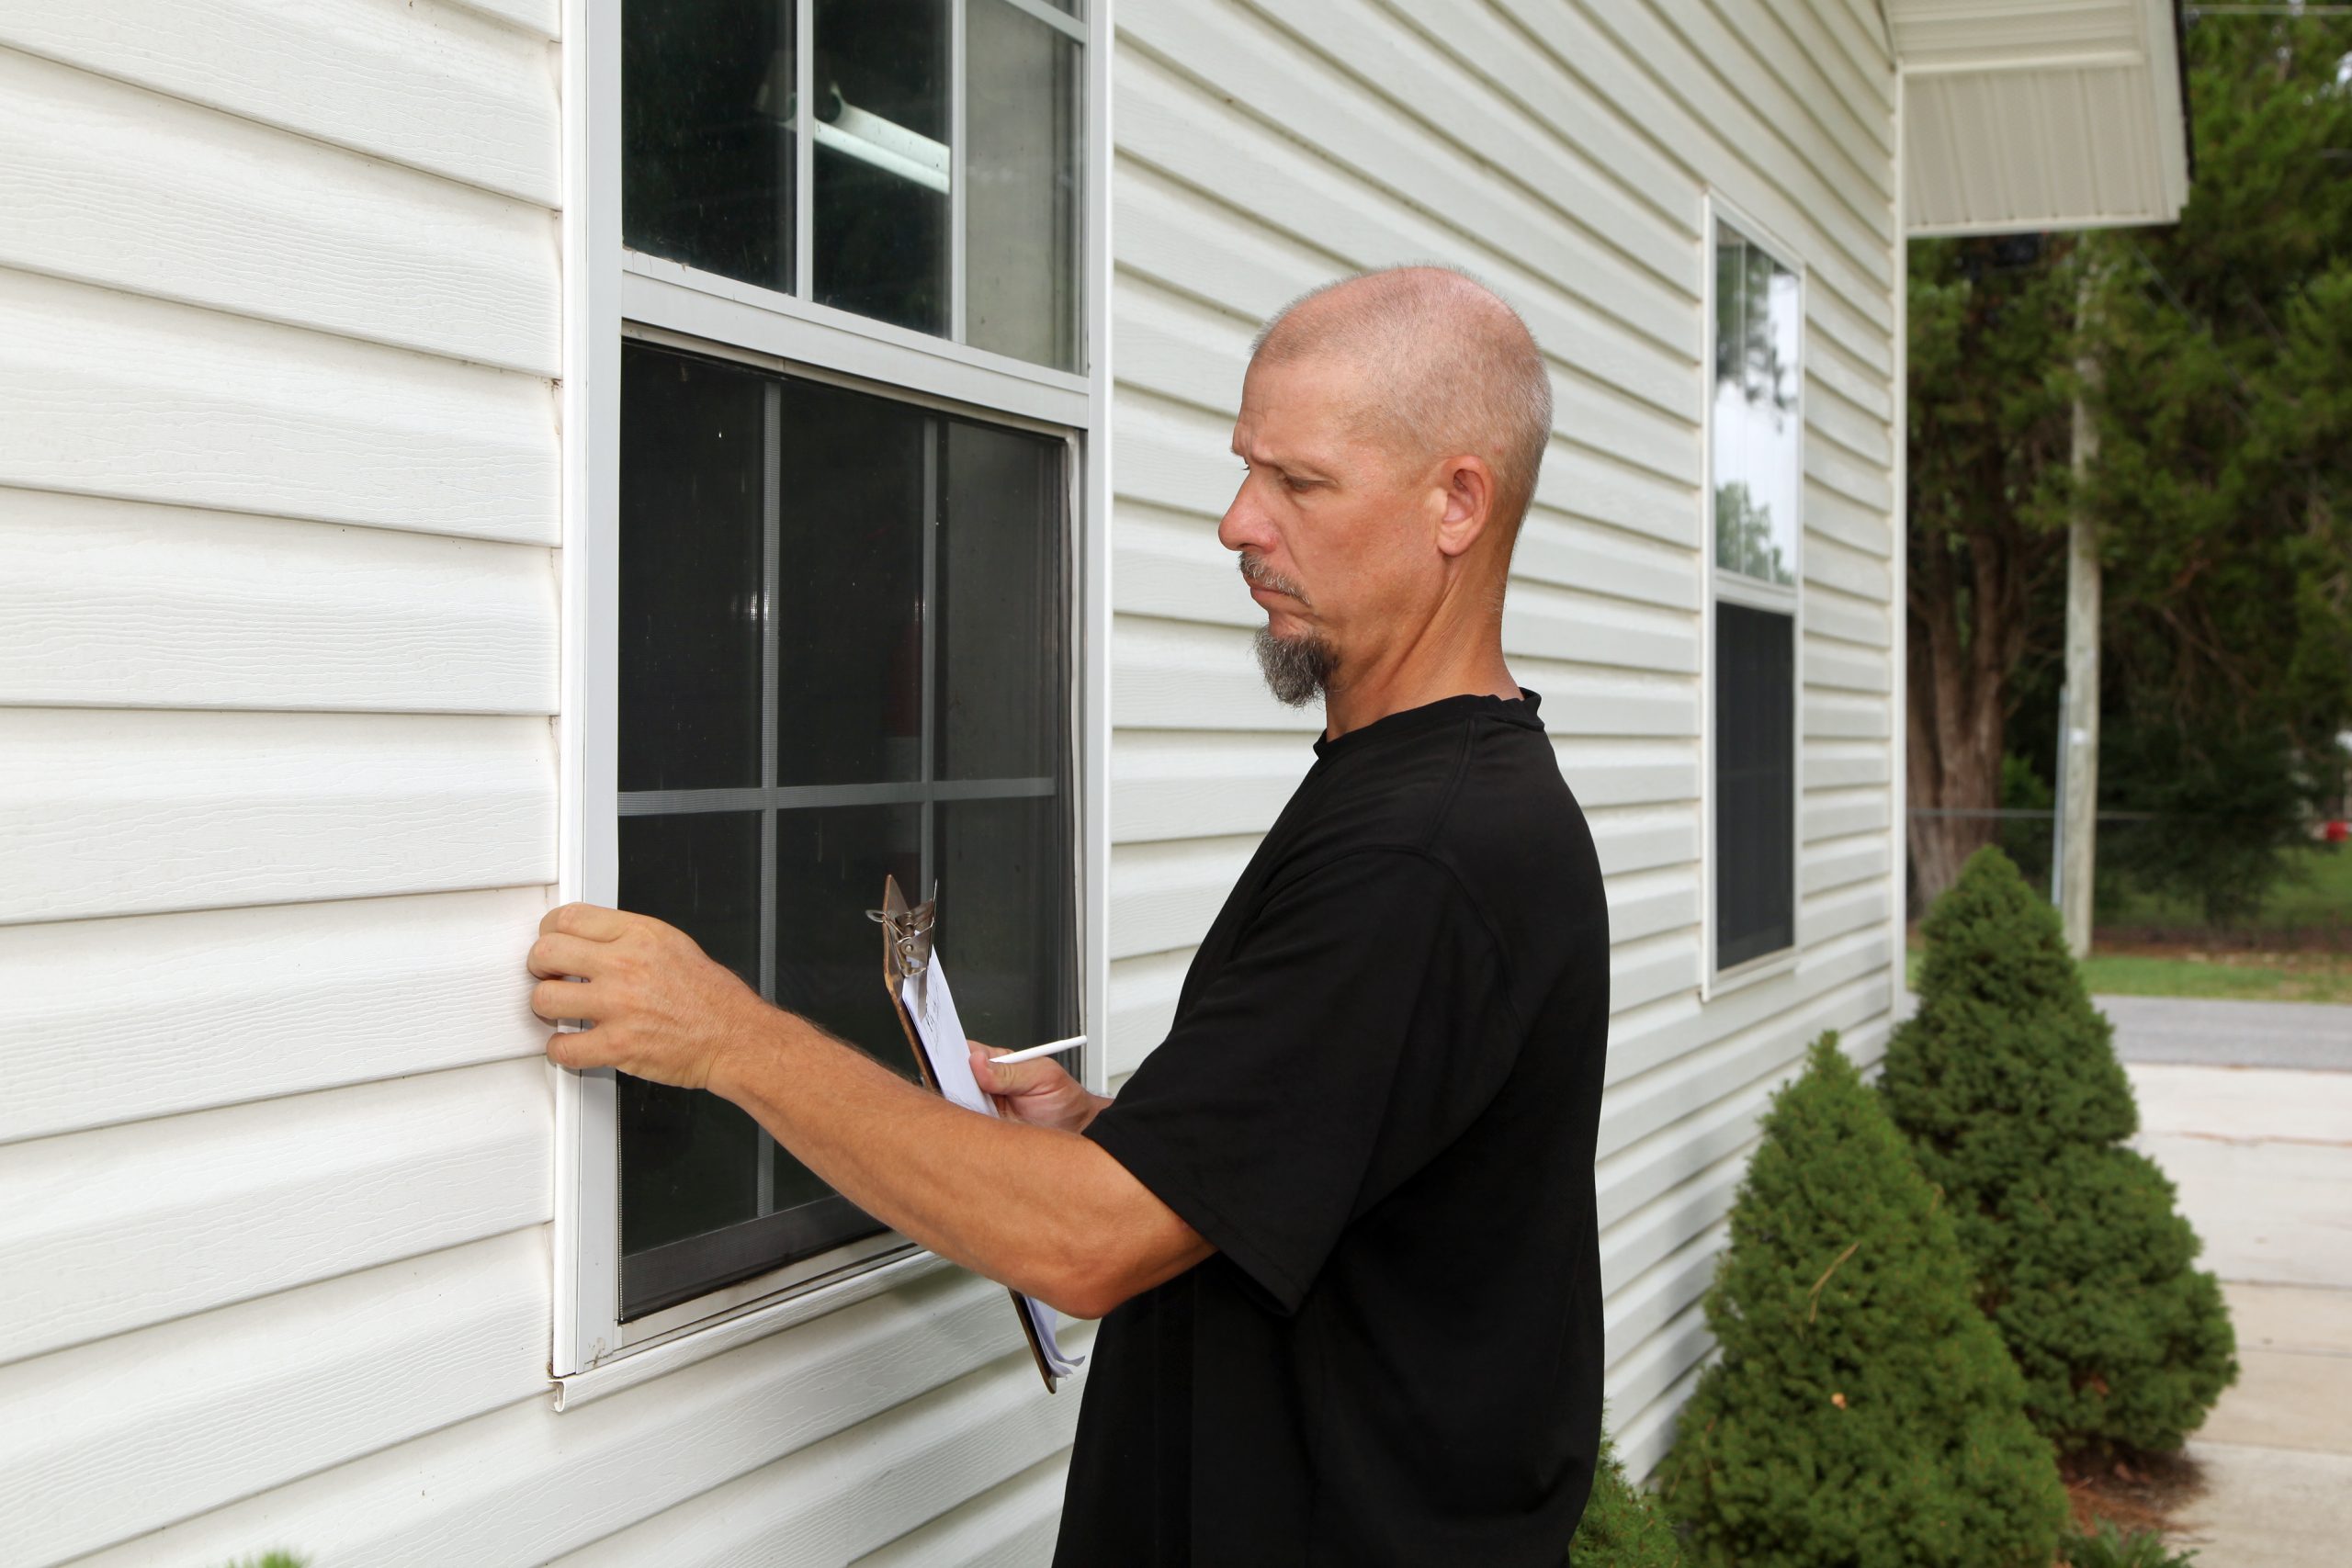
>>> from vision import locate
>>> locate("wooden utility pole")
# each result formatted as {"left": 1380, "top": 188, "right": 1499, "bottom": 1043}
{"left": 2058, "top": 266, "right": 2102, "bottom": 959}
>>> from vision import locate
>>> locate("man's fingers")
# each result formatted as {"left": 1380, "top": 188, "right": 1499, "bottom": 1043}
{"left": 528, "top": 931, "right": 606, "bottom": 981}
{"left": 532, "top": 976, "right": 604, "bottom": 1023}
{"left": 970, "top": 1043, "right": 1053, "bottom": 1094}
{"left": 546, "top": 1027, "right": 611, "bottom": 1072}
{"left": 540, "top": 902, "right": 629, "bottom": 941}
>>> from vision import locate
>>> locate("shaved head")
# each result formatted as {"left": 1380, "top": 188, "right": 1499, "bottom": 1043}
{"left": 1249, "top": 265, "right": 1552, "bottom": 541}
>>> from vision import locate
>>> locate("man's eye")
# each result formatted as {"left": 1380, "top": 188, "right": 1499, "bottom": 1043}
{"left": 1284, "top": 476, "right": 1310, "bottom": 492}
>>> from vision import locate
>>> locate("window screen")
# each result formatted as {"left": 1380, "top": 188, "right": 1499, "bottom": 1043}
{"left": 1714, "top": 601, "right": 1794, "bottom": 969}
{"left": 616, "top": 337, "right": 1077, "bottom": 1320}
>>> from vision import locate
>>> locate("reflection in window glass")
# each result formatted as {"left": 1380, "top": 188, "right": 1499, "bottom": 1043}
{"left": 937, "top": 418, "right": 1063, "bottom": 780}
{"left": 967, "top": 0, "right": 1081, "bottom": 368}
{"left": 775, "top": 380, "right": 928, "bottom": 785}
{"left": 624, "top": 0, "right": 797, "bottom": 294}
{"left": 618, "top": 345, "right": 765, "bottom": 792}
{"left": 617, "top": 811, "right": 764, "bottom": 1258}
{"left": 616, "top": 340, "right": 1075, "bottom": 1320}
{"left": 937, "top": 795, "right": 1076, "bottom": 1051}
{"left": 1712, "top": 223, "right": 1800, "bottom": 587}
{"left": 815, "top": 0, "right": 949, "bottom": 333}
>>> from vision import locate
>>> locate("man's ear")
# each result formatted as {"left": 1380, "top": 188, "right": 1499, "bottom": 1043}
{"left": 1433, "top": 456, "right": 1495, "bottom": 559}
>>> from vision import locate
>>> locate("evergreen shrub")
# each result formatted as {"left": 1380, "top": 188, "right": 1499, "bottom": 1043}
{"left": 2061, "top": 1519, "right": 2202, "bottom": 1568}
{"left": 1657, "top": 1033, "right": 2068, "bottom": 1568}
{"left": 1880, "top": 847, "right": 2238, "bottom": 1456}
{"left": 1569, "top": 1415, "right": 1681, "bottom": 1566}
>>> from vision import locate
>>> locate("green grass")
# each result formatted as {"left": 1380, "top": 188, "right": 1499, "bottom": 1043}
{"left": 2078, "top": 952, "right": 2352, "bottom": 1005}
{"left": 1905, "top": 939, "right": 2352, "bottom": 1004}
{"left": 1903, "top": 842, "right": 2352, "bottom": 1005}
{"left": 2098, "top": 841, "right": 2352, "bottom": 933}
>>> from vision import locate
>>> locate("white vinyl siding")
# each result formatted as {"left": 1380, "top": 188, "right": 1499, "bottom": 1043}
{"left": 0, "top": 0, "right": 1081, "bottom": 1561}
{"left": 1105, "top": 0, "right": 1902, "bottom": 1479}
{"left": 2, "top": 0, "right": 1905, "bottom": 1556}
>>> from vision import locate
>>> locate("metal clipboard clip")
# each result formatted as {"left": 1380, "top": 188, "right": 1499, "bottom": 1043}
{"left": 866, "top": 876, "right": 938, "bottom": 979}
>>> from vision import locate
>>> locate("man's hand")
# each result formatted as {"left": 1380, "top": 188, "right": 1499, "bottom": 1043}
{"left": 528, "top": 903, "right": 770, "bottom": 1090}
{"left": 970, "top": 1043, "right": 1112, "bottom": 1135}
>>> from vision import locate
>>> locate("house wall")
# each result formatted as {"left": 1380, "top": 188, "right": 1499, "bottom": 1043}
{"left": 0, "top": 0, "right": 1898, "bottom": 1561}
{"left": 0, "top": 2, "right": 1072, "bottom": 1562}
{"left": 1102, "top": 0, "right": 1904, "bottom": 1478}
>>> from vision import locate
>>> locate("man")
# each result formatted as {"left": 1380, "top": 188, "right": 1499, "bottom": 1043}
{"left": 531, "top": 265, "right": 1611, "bottom": 1563}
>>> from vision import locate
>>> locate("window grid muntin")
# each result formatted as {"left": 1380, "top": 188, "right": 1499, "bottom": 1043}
{"left": 630, "top": 0, "right": 1085, "bottom": 365}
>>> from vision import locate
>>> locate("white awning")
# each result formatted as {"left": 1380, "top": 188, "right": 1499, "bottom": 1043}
{"left": 1892, "top": 0, "right": 2193, "bottom": 235}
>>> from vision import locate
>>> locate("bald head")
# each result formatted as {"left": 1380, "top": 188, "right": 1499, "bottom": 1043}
{"left": 1250, "top": 265, "right": 1552, "bottom": 541}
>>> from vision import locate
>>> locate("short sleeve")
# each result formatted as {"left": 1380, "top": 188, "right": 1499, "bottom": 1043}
{"left": 1083, "top": 848, "right": 1522, "bottom": 1315}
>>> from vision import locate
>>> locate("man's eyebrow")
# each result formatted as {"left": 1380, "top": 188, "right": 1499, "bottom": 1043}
{"left": 1231, "top": 443, "right": 1335, "bottom": 480}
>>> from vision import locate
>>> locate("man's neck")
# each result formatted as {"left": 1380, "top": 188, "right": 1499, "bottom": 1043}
{"left": 1319, "top": 634, "right": 1519, "bottom": 740}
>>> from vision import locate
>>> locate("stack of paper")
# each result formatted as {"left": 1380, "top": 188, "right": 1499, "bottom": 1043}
{"left": 900, "top": 956, "right": 1086, "bottom": 1382}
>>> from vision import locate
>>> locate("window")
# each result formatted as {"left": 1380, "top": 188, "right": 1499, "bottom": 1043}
{"left": 557, "top": 0, "right": 1103, "bottom": 1381}
{"left": 614, "top": 344, "right": 1077, "bottom": 1320}
{"left": 1705, "top": 208, "right": 1803, "bottom": 982}
{"left": 622, "top": 0, "right": 1081, "bottom": 368}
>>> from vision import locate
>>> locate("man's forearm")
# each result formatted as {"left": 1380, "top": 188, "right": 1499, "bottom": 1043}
{"left": 707, "top": 1008, "right": 1196, "bottom": 1316}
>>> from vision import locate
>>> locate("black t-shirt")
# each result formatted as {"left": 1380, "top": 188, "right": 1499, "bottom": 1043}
{"left": 1057, "top": 689, "right": 1612, "bottom": 1566}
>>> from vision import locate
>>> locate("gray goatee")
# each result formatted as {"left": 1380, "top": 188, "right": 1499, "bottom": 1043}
{"left": 1253, "top": 626, "right": 1338, "bottom": 707}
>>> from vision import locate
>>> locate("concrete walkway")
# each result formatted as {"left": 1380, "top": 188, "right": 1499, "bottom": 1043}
{"left": 2115, "top": 998, "right": 2352, "bottom": 1566}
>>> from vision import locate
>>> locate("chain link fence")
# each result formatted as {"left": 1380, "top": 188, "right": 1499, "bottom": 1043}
{"left": 1907, "top": 807, "right": 2352, "bottom": 952}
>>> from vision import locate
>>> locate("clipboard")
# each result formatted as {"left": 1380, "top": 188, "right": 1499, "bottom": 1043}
{"left": 872, "top": 874, "right": 1064, "bottom": 1393}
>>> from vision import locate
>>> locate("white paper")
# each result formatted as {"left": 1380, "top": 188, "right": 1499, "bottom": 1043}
{"left": 901, "top": 953, "right": 1086, "bottom": 1381}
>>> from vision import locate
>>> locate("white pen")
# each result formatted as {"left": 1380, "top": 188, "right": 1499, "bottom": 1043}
{"left": 976, "top": 1036, "right": 1085, "bottom": 1066}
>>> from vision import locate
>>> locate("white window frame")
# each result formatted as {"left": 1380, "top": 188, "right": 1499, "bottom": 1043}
{"left": 552, "top": 0, "right": 1111, "bottom": 1394}
{"left": 1700, "top": 193, "right": 1805, "bottom": 1000}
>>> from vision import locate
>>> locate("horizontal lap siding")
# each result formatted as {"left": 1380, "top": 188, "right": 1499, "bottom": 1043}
{"left": 66, "top": 1274, "right": 1070, "bottom": 1568}
{"left": 0, "top": 4, "right": 1061, "bottom": 1563}
{"left": 1108, "top": 0, "right": 1898, "bottom": 1484}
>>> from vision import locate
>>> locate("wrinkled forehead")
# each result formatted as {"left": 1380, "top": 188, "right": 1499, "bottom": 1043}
{"left": 1233, "top": 349, "right": 1409, "bottom": 474}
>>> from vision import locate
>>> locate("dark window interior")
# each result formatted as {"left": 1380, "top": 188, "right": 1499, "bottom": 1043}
{"left": 616, "top": 338, "right": 1075, "bottom": 1320}
{"left": 1714, "top": 601, "right": 1795, "bottom": 970}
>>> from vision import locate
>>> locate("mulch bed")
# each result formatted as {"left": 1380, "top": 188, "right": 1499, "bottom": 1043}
{"left": 2059, "top": 1447, "right": 2206, "bottom": 1540}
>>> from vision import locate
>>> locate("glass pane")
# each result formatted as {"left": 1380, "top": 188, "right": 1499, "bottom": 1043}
{"left": 1714, "top": 603, "right": 1795, "bottom": 967}
{"left": 1712, "top": 225, "right": 1800, "bottom": 588}
{"left": 624, "top": 0, "right": 797, "bottom": 295}
{"left": 775, "top": 379, "right": 928, "bottom": 784}
{"left": 967, "top": 0, "right": 1081, "bottom": 368}
{"left": 936, "top": 796, "right": 1075, "bottom": 1051}
{"left": 769, "top": 804, "right": 923, "bottom": 1213}
{"left": 815, "top": 0, "right": 949, "bottom": 333}
{"left": 619, "top": 342, "right": 766, "bottom": 792}
{"left": 617, "top": 812, "right": 764, "bottom": 1258}
{"left": 936, "top": 419, "right": 1064, "bottom": 779}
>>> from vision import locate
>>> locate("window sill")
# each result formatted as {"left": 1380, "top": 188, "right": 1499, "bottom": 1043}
{"left": 1705, "top": 946, "right": 1799, "bottom": 1002}
{"left": 552, "top": 1247, "right": 950, "bottom": 1412}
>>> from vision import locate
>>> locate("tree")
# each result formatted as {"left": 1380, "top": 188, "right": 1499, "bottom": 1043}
{"left": 1905, "top": 233, "right": 2083, "bottom": 906}
{"left": 1906, "top": 14, "right": 2352, "bottom": 911}
{"left": 2076, "top": 14, "right": 2352, "bottom": 919}
{"left": 1878, "top": 849, "right": 2238, "bottom": 1457}
{"left": 1657, "top": 1032, "right": 2068, "bottom": 1568}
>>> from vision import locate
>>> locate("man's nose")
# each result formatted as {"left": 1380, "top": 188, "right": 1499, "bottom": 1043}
{"left": 1217, "top": 482, "right": 1272, "bottom": 557}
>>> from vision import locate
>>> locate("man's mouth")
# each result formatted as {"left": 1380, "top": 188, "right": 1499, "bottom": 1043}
{"left": 1238, "top": 556, "right": 1308, "bottom": 605}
